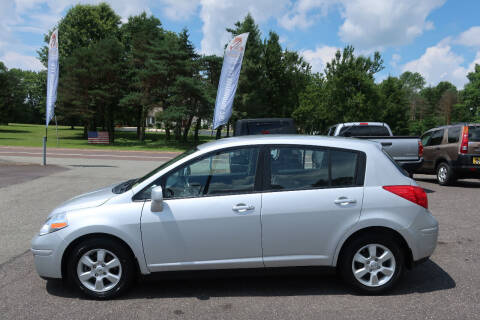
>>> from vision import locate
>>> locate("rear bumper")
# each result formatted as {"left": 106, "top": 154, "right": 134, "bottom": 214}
{"left": 398, "top": 158, "right": 424, "bottom": 173}
{"left": 404, "top": 210, "right": 439, "bottom": 261}
{"left": 451, "top": 154, "right": 480, "bottom": 177}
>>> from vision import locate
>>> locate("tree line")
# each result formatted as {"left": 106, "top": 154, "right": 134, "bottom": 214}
{"left": 1, "top": 2, "right": 479, "bottom": 142}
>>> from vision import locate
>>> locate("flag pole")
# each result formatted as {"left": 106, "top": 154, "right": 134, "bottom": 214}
{"left": 43, "top": 126, "right": 47, "bottom": 166}
{"left": 54, "top": 114, "right": 59, "bottom": 146}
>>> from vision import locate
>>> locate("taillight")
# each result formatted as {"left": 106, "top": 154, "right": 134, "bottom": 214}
{"left": 460, "top": 126, "right": 469, "bottom": 154}
{"left": 418, "top": 141, "right": 424, "bottom": 158}
{"left": 383, "top": 185, "right": 428, "bottom": 209}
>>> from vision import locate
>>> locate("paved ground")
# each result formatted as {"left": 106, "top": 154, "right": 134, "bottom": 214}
{"left": 0, "top": 152, "right": 479, "bottom": 319}
{"left": 0, "top": 146, "right": 180, "bottom": 162}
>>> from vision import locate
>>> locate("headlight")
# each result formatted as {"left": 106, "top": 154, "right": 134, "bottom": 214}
{"left": 39, "top": 212, "right": 68, "bottom": 236}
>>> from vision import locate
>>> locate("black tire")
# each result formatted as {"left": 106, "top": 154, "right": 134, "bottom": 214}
{"left": 339, "top": 233, "right": 404, "bottom": 294}
{"left": 436, "top": 162, "right": 456, "bottom": 186}
{"left": 67, "top": 237, "right": 136, "bottom": 299}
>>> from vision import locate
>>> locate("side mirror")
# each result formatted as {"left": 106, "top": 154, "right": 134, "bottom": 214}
{"left": 151, "top": 186, "right": 163, "bottom": 212}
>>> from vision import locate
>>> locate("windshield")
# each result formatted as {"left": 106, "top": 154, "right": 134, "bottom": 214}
{"left": 132, "top": 148, "right": 197, "bottom": 188}
{"left": 469, "top": 126, "right": 480, "bottom": 142}
{"left": 339, "top": 125, "right": 390, "bottom": 137}
{"left": 111, "top": 148, "right": 197, "bottom": 194}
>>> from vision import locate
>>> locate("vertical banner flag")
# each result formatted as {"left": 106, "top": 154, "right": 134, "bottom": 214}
{"left": 46, "top": 29, "right": 59, "bottom": 127}
{"left": 212, "top": 32, "right": 249, "bottom": 129}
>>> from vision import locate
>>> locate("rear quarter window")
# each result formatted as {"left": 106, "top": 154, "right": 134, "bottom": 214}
{"left": 447, "top": 126, "right": 461, "bottom": 143}
{"left": 382, "top": 149, "right": 409, "bottom": 177}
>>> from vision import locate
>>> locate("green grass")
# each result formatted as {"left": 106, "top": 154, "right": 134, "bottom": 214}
{"left": 0, "top": 123, "right": 215, "bottom": 152}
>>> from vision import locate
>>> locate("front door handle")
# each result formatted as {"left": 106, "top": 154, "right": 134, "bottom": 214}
{"left": 334, "top": 197, "right": 357, "bottom": 206}
{"left": 232, "top": 203, "right": 255, "bottom": 213}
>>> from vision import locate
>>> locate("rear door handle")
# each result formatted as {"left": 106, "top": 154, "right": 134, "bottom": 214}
{"left": 334, "top": 197, "right": 357, "bottom": 206}
{"left": 232, "top": 203, "right": 255, "bottom": 213}
{"left": 381, "top": 142, "right": 392, "bottom": 147}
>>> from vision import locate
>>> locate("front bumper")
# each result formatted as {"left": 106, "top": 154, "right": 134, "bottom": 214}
{"left": 31, "top": 232, "right": 66, "bottom": 279}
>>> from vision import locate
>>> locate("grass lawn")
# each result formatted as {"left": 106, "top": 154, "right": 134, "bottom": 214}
{"left": 0, "top": 123, "right": 215, "bottom": 152}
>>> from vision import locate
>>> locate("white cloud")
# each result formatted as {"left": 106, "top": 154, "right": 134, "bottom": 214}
{"left": 160, "top": 0, "right": 200, "bottom": 21}
{"left": 279, "top": 0, "right": 444, "bottom": 50}
{"left": 338, "top": 0, "right": 445, "bottom": 50}
{"left": 0, "top": 51, "right": 45, "bottom": 71}
{"left": 1, "top": 0, "right": 153, "bottom": 70}
{"left": 279, "top": 0, "right": 334, "bottom": 30}
{"left": 467, "top": 52, "right": 480, "bottom": 72}
{"left": 301, "top": 45, "right": 339, "bottom": 73}
{"left": 456, "top": 26, "right": 480, "bottom": 48}
{"left": 198, "top": 0, "right": 289, "bottom": 55}
{"left": 391, "top": 53, "right": 401, "bottom": 68}
{"left": 402, "top": 41, "right": 479, "bottom": 89}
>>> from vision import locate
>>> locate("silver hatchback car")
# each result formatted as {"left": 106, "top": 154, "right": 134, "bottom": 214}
{"left": 32, "top": 135, "right": 438, "bottom": 299}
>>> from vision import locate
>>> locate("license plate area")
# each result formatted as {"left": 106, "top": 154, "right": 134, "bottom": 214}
{"left": 473, "top": 157, "right": 480, "bottom": 165}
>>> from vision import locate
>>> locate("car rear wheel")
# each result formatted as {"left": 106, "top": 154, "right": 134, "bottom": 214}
{"left": 339, "top": 234, "right": 404, "bottom": 294}
{"left": 436, "top": 162, "right": 456, "bottom": 186}
{"left": 67, "top": 238, "right": 135, "bottom": 299}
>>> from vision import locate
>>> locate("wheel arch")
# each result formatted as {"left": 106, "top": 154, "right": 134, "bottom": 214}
{"left": 61, "top": 233, "right": 142, "bottom": 279}
{"left": 334, "top": 226, "right": 414, "bottom": 269}
{"left": 435, "top": 157, "right": 450, "bottom": 169}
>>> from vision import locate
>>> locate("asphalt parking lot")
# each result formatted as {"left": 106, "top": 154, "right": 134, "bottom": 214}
{"left": 0, "top": 152, "right": 479, "bottom": 320}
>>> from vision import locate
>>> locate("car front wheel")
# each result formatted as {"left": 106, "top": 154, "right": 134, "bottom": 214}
{"left": 339, "top": 234, "right": 404, "bottom": 294}
{"left": 67, "top": 238, "right": 136, "bottom": 299}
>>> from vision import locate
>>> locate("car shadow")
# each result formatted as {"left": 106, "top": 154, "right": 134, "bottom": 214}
{"left": 415, "top": 177, "right": 480, "bottom": 188}
{"left": 46, "top": 260, "right": 455, "bottom": 300}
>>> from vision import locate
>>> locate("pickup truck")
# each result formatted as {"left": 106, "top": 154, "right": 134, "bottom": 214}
{"left": 326, "top": 122, "right": 423, "bottom": 174}
{"left": 234, "top": 118, "right": 297, "bottom": 136}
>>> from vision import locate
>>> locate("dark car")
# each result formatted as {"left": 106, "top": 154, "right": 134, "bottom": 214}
{"left": 415, "top": 123, "right": 480, "bottom": 185}
{"left": 234, "top": 118, "right": 297, "bottom": 136}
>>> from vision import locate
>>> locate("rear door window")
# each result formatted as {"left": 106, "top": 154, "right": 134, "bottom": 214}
{"left": 266, "top": 146, "right": 364, "bottom": 191}
{"left": 429, "top": 129, "right": 445, "bottom": 146}
{"left": 330, "top": 150, "right": 359, "bottom": 186}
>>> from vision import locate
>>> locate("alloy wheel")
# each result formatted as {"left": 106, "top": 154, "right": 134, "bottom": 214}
{"left": 76, "top": 248, "right": 122, "bottom": 293}
{"left": 351, "top": 244, "right": 396, "bottom": 287}
{"left": 438, "top": 166, "right": 447, "bottom": 183}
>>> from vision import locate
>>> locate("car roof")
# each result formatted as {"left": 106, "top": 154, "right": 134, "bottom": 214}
{"left": 236, "top": 118, "right": 294, "bottom": 122}
{"left": 327, "top": 122, "right": 388, "bottom": 129}
{"left": 422, "top": 123, "right": 480, "bottom": 134}
{"left": 340, "top": 122, "right": 388, "bottom": 126}
{"left": 197, "top": 134, "right": 380, "bottom": 152}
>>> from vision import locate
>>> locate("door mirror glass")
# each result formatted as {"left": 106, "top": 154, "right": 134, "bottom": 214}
{"left": 151, "top": 186, "right": 163, "bottom": 212}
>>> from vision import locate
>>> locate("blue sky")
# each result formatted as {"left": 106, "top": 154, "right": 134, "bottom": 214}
{"left": 1, "top": 0, "right": 480, "bottom": 88}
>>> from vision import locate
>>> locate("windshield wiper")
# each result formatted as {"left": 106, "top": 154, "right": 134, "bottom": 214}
{"left": 113, "top": 178, "right": 137, "bottom": 194}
